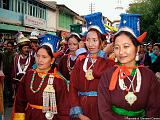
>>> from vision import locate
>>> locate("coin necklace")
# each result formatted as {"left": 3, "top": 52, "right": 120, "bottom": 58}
{"left": 118, "top": 68, "right": 141, "bottom": 106}
{"left": 83, "top": 54, "right": 97, "bottom": 80}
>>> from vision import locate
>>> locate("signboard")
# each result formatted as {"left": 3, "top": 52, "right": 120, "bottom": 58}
{"left": 23, "top": 15, "right": 46, "bottom": 29}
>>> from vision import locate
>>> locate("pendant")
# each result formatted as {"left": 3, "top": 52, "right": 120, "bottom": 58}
{"left": 85, "top": 69, "right": 94, "bottom": 80}
{"left": 45, "top": 111, "right": 54, "bottom": 120}
{"left": 44, "top": 85, "right": 55, "bottom": 92}
{"left": 125, "top": 92, "right": 137, "bottom": 106}
{"left": 21, "top": 64, "right": 25, "bottom": 70}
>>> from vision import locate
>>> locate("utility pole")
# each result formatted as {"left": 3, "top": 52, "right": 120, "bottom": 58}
{"left": 115, "top": 0, "right": 123, "bottom": 10}
{"left": 89, "top": 3, "right": 95, "bottom": 14}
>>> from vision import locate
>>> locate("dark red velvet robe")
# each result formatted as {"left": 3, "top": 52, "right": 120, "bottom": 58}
{"left": 70, "top": 56, "right": 115, "bottom": 120}
{"left": 98, "top": 66, "right": 160, "bottom": 120}
{"left": 12, "top": 53, "right": 35, "bottom": 80}
{"left": 12, "top": 53, "right": 35, "bottom": 93}
{"left": 13, "top": 69, "right": 70, "bottom": 120}
{"left": 58, "top": 54, "right": 75, "bottom": 81}
{"left": 58, "top": 54, "right": 77, "bottom": 119}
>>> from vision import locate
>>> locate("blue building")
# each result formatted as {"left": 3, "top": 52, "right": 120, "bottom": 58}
{"left": 0, "top": 0, "right": 56, "bottom": 42}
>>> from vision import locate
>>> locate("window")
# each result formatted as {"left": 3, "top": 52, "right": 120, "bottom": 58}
{"left": 0, "top": 1, "right": 2, "bottom": 8}
{"left": 36, "top": 7, "right": 39, "bottom": 17}
{"left": 9, "top": 0, "right": 46, "bottom": 19}
{"left": 39, "top": 8, "right": 42, "bottom": 18}
{"left": 18, "top": 1, "right": 21, "bottom": 13}
{"left": 3, "top": 0, "right": 9, "bottom": 10}
{"left": 33, "top": 6, "right": 36, "bottom": 17}
{"left": 29, "top": 5, "right": 32, "bottom": 16}
{"left": 36, "top": 6, "right": 46, "bottom": 19}
{"left": 21, "top": 2, "right": 24, "bottom": 14}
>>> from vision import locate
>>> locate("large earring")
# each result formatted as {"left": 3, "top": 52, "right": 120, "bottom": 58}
{"left": 135, "top": 52, "right": 139, "bottom": 61}
{"left": 114, "top": 57, "right": 118, "bottom": 62}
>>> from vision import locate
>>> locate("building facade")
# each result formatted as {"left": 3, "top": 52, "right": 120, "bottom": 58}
{"left": 0, "top": 0, "right": 56, "bottom": 41}
{"left": 56, "top": 4, "right": 84, "bottom": 38}
{"left": 0, "top": 0, "right": 84, "bottom": 42}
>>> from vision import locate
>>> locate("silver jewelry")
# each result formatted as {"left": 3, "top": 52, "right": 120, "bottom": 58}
{"left": 43, "top": 74, "right": 57, "bottom": 120}
{"left": 118, "top": 68, "right": 142, "bottom": 105}
{"left": 17, "top": 53, "right": 31, "bottom": 75}
{"left": 45, "top": 111, "right": 54, "bottom": 120}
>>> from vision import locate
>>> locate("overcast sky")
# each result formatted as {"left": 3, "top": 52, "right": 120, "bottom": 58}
{"left": 53, "top": 0, "right": 133, "bottom": 21}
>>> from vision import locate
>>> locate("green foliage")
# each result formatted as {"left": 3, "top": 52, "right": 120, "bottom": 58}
{"left": 127, "top": 0, "right": 160, "bottom": 43}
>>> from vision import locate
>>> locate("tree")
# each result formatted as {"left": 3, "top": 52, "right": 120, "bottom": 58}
{"left": 127, "top": 0, "right": 160, "bottom": 43}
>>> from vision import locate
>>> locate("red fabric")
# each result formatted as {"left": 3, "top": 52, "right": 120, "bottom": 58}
{"left": 58, "top": 54, "right": 76, "bottom": 80}
{"left": 53, "top": 52, "right": 63, "bottom": 58}
{"left": 76, "top": 55, "right": 86, "bottom": 62}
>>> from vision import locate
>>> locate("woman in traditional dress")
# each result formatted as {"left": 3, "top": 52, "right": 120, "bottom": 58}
{"left": 58, "top": 33, "right": 86, "bottom": 83}
{"left": 98, "top": 27, "right": 160, "bottom": 120}
{"left": 57, "top": 33, "right": 86, "bottom": 120}
{"left": 12, "top": 38, "right": 69, "bottom": 120}
{"left": 69, "top": 26, "right": 115, "bottom": 120}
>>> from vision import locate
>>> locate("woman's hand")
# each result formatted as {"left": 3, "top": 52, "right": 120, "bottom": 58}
{"left": 103, "top": 43, "right": 113, "bottom": 54}
{"left": 79, "top": 114, "right": 91, "bottom": 120}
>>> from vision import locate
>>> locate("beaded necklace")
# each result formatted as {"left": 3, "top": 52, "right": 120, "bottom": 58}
{"left": 30, "top": 70, "right": 48, "bottom": 93}
{"left": 67, "top": 55, "right": 75, "bottom": 74}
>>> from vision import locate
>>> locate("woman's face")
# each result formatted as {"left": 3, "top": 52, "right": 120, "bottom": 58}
{"left": 86, "top": 30, "right": 100, "bottom": 54}
{"left": 68, "top": 37, "right": 79, "bottom": 53}
{"left": 36, "top": 48, "right": 54, "bottom": 71}
{"left": 114, "top": 34, "right": 137, "bottom": 67}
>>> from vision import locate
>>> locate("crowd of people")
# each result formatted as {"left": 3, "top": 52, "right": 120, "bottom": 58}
{"left": 0, "top": 12, "right": 160, "bottom": 120}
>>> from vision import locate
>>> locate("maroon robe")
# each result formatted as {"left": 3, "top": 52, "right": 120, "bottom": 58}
{"left": 13, "top": 69, "right": 70, "bottom": 120}
{"left": 98, "top": 66, "right": 160, "bottom": 120}
{"left": 58, "top": 54, "right": 77, "bottom": 119}
{"left": 12, "top": 53, "right": 35, "bottom": 80}
{"left": 12, "top": 53, "right": 35, "bottom": 93}
{"left": 70, "top": 56, "right": 115, "bottom": 120}
{"left": 58, "top": 54, "right": 75, "bottom": 80}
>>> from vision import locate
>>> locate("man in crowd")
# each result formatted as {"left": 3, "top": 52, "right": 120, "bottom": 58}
{"left": 3, "top": 41, "right": 16, "bottom": 107}
{"left": 12, "top": 32, "right": 35, "bottom": 95}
